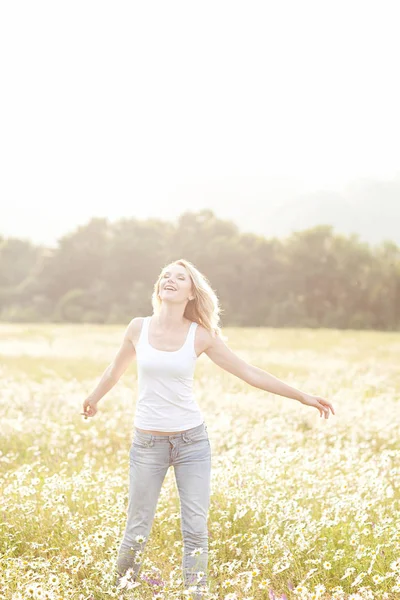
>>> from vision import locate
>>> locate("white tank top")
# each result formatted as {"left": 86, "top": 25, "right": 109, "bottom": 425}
{"left": 133, "top": 316, "right": 205, "bottom": 431}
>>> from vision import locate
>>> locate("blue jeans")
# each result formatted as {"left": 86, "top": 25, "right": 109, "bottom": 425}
{"left": 115, "top": 421, "right": 212, "bottom": 597}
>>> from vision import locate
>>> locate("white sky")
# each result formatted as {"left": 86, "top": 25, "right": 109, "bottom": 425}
{"left": 1, "top": 0, "right": 399, "bottom": 246}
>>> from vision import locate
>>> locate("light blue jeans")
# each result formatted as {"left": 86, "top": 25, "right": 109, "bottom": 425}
{"left": 115, "top": 421, "right": 212, "bottom": 597}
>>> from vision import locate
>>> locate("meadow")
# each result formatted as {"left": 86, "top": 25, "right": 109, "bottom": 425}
{"left": 0, "top": 323, "right": 399, "bottom": 600}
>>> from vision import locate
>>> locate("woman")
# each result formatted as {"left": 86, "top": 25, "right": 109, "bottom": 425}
{"left": 81, "top": 258, "right": 335, "bottom": 598}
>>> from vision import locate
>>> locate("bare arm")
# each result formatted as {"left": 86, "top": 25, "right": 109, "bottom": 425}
{"left": 203, "top": 329, "right": 335, "bottom": 419}
{"left": 81, "top": 318, "right": 137, "bottom": 417}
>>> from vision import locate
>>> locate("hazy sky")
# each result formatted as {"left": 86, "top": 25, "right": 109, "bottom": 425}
{"left": 1, "top": 0, "right": 399, "bottom": 246}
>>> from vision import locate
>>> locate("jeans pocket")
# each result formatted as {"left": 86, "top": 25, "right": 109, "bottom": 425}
{"left": 185, "top": 428, "right": 209, "bottom": 444}
{"left": 132, "top": 432, "right": 154, "bottom": 448}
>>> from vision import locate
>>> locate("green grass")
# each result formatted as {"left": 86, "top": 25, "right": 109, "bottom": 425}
{"left": 0, "top": 322, "right": 399, "bottom": 600}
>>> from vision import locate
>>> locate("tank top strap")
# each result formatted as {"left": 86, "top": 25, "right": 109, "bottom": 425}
{"left": 186, "top": 321, "right": 198, "bottom": 353}
{"left": 137, "top": 316, "right": 150, "bottom": 348}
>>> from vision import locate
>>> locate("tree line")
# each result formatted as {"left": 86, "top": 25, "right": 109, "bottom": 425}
{"left": 1, "top": 209, "right": 399, "bottom": 330}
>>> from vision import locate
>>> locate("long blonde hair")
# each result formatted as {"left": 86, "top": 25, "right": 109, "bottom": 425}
{"left": 151, "top": 258, "right": 226, "bottom": 339}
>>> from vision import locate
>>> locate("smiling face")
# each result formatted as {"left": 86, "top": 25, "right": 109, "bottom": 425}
{"left": 159, "top": 264, "right": 194, "bottom": 304}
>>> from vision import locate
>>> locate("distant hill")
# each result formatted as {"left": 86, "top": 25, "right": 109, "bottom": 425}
{"left": 1, "top": 175, "right": 399, "bottom": 249}
{"left": 200, "top": 175, "right": 400, "bottom": 247}
{"left": 260, "top": 178, "right": 400, "bottom": 246}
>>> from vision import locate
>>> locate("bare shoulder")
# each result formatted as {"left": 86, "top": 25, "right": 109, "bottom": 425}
{"left": 126, "top": 316, "right": 146, "bottom": 349}
{"left": 195, "top": 324, "right": 221, "bottom": 357}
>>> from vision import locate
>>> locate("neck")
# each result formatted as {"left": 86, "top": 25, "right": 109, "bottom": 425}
{"left": 155, "top": 304, "right": 188, "bottom": 329}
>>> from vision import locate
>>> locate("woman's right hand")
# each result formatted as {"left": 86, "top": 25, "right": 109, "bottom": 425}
{"left": 81, "top": 397, "right": 99, "bottom": 419}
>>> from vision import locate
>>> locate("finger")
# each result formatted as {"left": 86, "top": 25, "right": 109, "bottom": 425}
{"left": 318, "top": 404, "right": 328, "bottom": 418}
{"left": 324, "top": 403, "right": 334, "bottom": 415}
{"left": 320, "top": 399, "right": 334, "bottom": 416}
{"left": 326, "top": 400, "right": 335, "bottom": 414}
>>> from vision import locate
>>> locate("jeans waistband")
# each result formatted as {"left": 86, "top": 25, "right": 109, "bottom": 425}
{"left": 134, "top": 421, "right": 207, "bottom": 441}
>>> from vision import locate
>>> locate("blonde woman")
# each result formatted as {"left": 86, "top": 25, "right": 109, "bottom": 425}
{"left": 81, "top": 258, "right": 335, "bottom": 598}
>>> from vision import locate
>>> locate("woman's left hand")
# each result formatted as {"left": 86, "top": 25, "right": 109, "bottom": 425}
{"left": 298, "top": 393, "right": 335, "bottom": 419}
